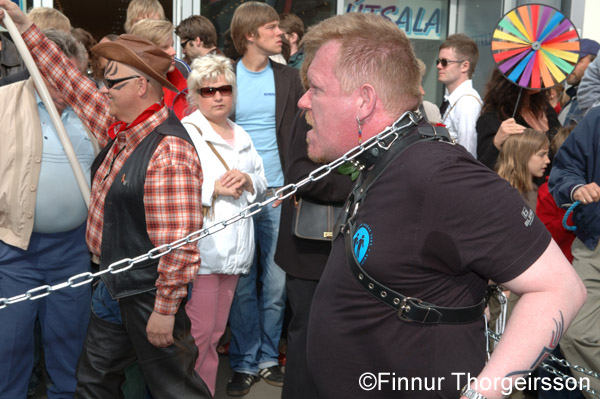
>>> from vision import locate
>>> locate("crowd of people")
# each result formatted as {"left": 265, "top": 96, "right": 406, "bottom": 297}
{"left": 0, "top": 0, "right": 598, "bottom": 398}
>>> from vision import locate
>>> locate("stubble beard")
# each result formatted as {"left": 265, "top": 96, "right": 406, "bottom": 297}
{"left": 304, "top": 111, "right": 327, "bottom": 163}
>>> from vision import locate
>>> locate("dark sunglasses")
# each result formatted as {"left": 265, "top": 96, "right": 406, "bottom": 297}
{"left": 103, "top": 75, "right": 142, "bottom": 89}
{"left": 197, "top": 85, "right": 233, "bottom": 98}
{"left": 181, "top": 38, "right": 193, "bottom": 49}
{"left": 436, "top": 58, "right": 465, "bottom": 67}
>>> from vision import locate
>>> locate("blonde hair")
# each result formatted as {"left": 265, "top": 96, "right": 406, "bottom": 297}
{"left": 230, "top": 1, "right": 279, "bottom": 55}
{"left": 416, "top": 58, "right": 426, "bottom": 78}
{"left": 496, "top": 129, "right": 549, "bottom": 195}
{"left": 187, "top": 54, "right": 237, "bottom": 110}
{"left": 28, "top": 7, "right": 71, "bottom": 32}
{"left": 300, "top": 13, "right": 421, "bottom": 117}
{"left": 124, "top": 0, "right": 165, "bottom": 33}
{"left": 129, "top": 19, "right": 173, "bottom": 46}
{"left": 550, "top": 125, "right": 575, "bottom": 156}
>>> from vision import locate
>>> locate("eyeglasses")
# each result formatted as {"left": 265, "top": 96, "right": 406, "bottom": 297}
{"left": 197, "top": 85, "right": 233, "bottom": 98}
{"left": 436, "top": 58, "right": 465, "bottom": 67}
{"left": 103, "top": 75, "right": 142, "bottom": 89}
{"left": 181, "top": 38, "right": 192, "bottom": 49}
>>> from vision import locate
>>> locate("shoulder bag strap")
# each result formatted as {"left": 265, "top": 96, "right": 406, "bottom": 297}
{"left": 184, "top": 122, "right": 230, "bottom": 171}
{"left": 442, "top": 94, "right": 483, "bottom": 123}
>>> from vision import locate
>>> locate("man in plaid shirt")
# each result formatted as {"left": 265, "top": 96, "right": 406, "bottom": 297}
{"left": 0, "top": 2, "right": 211, "bottom": 397}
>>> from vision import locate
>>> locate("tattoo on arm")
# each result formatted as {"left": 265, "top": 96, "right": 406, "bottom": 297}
{"left": 504, "top": 311, "right": 564, "bottom": 378}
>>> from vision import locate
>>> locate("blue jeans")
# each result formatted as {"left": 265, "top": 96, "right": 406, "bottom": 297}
{"left": 0, "top": 224, "right": 91, "bottom": 399}
{"left": 228, "top": 203, "right": 286, "bottom": 375}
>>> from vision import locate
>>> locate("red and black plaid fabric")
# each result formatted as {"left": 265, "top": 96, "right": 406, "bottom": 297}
{"left": 24, "top": 25, "right": 204, "bottom": 314}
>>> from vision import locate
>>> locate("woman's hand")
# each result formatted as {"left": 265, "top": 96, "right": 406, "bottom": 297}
{"left": 214, "top": 170, "right": 254, "bottom": 200}
{"left": 493, "top": 118, "right": 526, "bottom": 149}
{"left": 214, "top": 180, "right": 242, "bottom": 199}
{"left": 221, "top": 170, "right": 254, "bottom": 195}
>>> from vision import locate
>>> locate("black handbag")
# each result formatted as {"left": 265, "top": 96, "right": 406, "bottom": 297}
{"left": 292, "top": 198, "right": 343, "bottom": 241}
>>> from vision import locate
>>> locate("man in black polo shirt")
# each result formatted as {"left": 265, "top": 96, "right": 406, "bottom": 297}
{"left": 297, "top": 12, "right": 586, "bottom": 399}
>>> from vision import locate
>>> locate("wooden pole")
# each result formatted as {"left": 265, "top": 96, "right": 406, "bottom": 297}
{"left": 1, "top": 9, "right": 90, "bottom": 207}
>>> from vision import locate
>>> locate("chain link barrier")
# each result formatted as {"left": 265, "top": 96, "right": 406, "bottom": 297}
{"left": 2, "top": 111, "right": 600, "bottom": 394}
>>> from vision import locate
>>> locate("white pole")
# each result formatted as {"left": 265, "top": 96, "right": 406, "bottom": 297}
{"left": 1, "top": 9, "right": 91, "bottom": 208}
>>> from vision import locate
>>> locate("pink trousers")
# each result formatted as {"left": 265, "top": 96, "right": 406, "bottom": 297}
{"left": 185, "top": 274, "right": 239, "bottom": 396}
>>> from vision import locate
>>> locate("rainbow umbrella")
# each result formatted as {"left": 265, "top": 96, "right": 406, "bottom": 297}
{"left": 491, "top": 4, "right": 580, "bottom": 91}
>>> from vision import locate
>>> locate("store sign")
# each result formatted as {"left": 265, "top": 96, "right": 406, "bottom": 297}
{"left": 344, "top": 0, "right": 443, "bottom": 40}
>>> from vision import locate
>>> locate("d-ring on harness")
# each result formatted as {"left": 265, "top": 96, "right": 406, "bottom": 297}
{"left": 334, "top": 111, "right": 488, "bottom": 324}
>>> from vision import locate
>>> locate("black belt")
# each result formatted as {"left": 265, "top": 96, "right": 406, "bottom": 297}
{"left": 343, "top": 222, "right": 487, "bottom": 325}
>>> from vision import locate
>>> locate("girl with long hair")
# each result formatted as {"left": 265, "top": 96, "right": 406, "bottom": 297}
{"left": 496, "top": 128, "right": 550, "bottom": 210}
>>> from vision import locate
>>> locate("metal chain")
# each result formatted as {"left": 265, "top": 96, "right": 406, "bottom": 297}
{"left": 5, "top": 111, "right": 600, "bottom": 394}
{"left": 488, "top": 331, "right": 600, "bottom": 397}
{"left": 0, "top": 112, "right": 418, "bottom": 311}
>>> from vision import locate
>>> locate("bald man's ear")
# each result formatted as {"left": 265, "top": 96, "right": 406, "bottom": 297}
{"left": 356, "top": 83, "right": 377, "bottom": 121}
{"left": 138, "top": 77, "right": 152, "bottom": 97}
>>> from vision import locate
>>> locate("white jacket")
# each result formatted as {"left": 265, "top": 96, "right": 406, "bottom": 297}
{"left": 182, "top": 111, "right": 267, "bottom": 275}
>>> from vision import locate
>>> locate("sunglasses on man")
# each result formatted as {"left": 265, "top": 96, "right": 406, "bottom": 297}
{"left": 103, "top": 75, "right": 148, "bottom": 89}
{"left": 436, "top": 58, "right": 465, "bottom": 67}
{"left": 181, "top": 38, "right": 193, "bottom": 49}
{"left": 197, "top": 85, "right": 233, "bottom": 98}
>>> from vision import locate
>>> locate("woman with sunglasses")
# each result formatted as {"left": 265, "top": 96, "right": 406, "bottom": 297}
{"left": 180, "top": 54, "right": 267, "bottom": 396}
{"left": 476, "top": 68, "right": 560, "bottom": 171}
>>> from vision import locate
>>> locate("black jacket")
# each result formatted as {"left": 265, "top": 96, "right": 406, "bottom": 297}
{"left": 274, "top": 111, "right": 354, "bottom": 280}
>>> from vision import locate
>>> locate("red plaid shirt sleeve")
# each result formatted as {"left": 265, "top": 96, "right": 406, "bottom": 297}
{"left": 23, "top": 24, "right": 114, "bottom": 148}
{"left": 146, "top": 137, "right": 203, "bottom": 315}
{"left": 23, "top": 24, "right": 202, "bottom": 314}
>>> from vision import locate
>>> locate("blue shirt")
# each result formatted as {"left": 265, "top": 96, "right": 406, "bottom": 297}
{"left": 236, "top": 60, "right": 283, "bottom": 187}
{"left": 33, "top": 94, "right": 95, "bottom": 233}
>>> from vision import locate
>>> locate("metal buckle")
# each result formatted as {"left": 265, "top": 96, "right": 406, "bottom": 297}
{"left": 378, "top": 132, "right": 399, "bottom": 150}
{"left": 408, "top": 110, "right": 421, "bottom": 126}
{"left": 397, "top": 297, "right": 424, "bottom": 322}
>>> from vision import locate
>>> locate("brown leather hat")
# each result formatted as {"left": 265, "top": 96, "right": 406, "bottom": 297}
{"left": 92, "top": 34, "right": 178, "bottom": 92}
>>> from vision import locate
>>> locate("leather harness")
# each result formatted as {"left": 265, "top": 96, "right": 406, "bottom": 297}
{"left": 334, "top": 111, "right": 489, "bottom": 325}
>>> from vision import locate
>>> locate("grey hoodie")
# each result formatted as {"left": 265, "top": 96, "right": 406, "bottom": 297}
{"left": 577, "top": 49, "right": 600, "bottom": 115}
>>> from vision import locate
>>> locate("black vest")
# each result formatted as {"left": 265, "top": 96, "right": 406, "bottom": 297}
{"left": 91, "top": 112, "right": 195, "bottom": 299}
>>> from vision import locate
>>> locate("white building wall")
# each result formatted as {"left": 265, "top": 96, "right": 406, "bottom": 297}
{"left": 580, "top": 0, "right": 600, "bottom": 41}
{"left": 33, "top": 0, "right": 53, "bottom": 7}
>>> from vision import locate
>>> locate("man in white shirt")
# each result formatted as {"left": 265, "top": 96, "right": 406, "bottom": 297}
{"left": 437, "top": 34, "right": 482, "bottom": 157}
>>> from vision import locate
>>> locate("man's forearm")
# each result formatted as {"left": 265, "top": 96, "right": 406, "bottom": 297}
{"left": 22, "top": 25, "right": 111, "bottom": 146}
{"left": 469, "top": 300, "right": 568, "bottom": 398}
{"left": 464, "top": 241, "right": 586, "bottom": 399}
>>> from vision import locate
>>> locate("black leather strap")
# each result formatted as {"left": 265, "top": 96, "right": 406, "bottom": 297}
{"left": 337, "top": 114, "right": 485, "bottom": 324}
{"left": 334, "top": 116, "right": 451, "bottom": 241}
{"left": 343, "top": 222, "right": 486, "bottom": 324}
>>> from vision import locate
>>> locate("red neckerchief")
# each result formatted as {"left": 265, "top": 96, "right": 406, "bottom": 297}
{"left": 107, "top": 102, "right": 164, "bottom": 139}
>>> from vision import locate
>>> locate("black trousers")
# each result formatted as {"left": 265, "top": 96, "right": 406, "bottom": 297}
{"left": 282, "top": 275, "right": 320, "bottom": 399}
{"left": 74, "top": 290, "right": 211, "bottom": 399}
